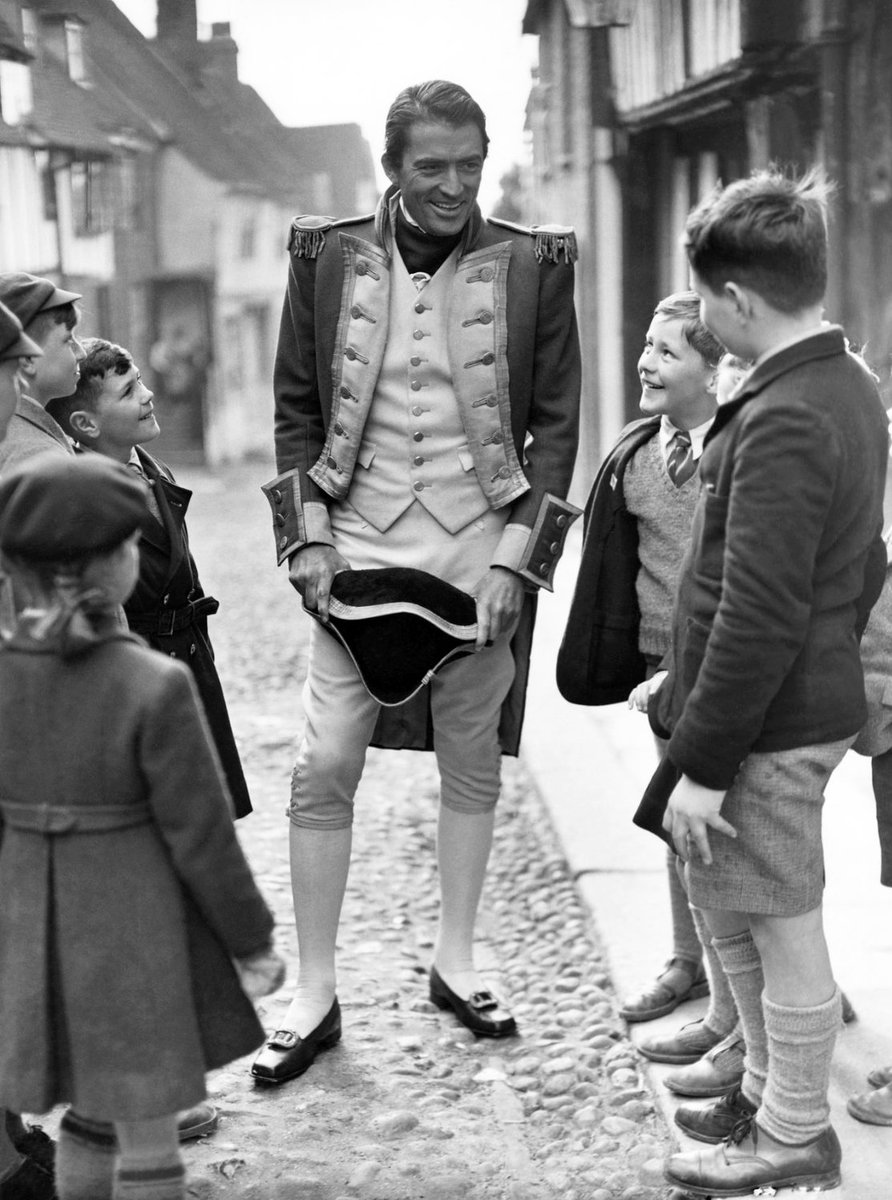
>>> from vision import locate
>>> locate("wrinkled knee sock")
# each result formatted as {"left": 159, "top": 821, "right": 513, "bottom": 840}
{"left": 691, "top": 904, "right": 738, "bottom": 1038}
{"left": 712, "top": 928, "right": 767, "bottom": 1105}
{"left": 668, "top": 848, "right": 703, "bottom": 966}
{"left": 56, "top": 1110, "right": 117, "bottom": 1200}
{"left": 113, "top": 1116, "right": 183, "bottom": 1200}
{"left": 759, "top": 986, "right": 841, "bottom": 1144}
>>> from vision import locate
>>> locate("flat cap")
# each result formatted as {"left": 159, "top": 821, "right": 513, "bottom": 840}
{"left": 0, "top": 299, "right": 42, "bottom": 361}
{"left": 0, "top": 272, "right": 82, "bottom": 330}
{"left": 0, "top": 453, "right": 150, "bottom": 562}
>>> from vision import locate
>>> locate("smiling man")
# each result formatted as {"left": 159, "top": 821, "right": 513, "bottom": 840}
{"left": 258, "top": 79, "right": 581, "bottom": 1084}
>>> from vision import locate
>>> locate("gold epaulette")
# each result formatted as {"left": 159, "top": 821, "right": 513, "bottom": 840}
{"left": 487, "top": 216, "right": 578, "bottom": 265}
{"left": 287, "top": 212, "right": 375, "bottom": 259}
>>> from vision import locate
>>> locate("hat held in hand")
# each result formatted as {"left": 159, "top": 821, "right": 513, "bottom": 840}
{"left": 306, "top": 567, "right": 480, "bottom": 705}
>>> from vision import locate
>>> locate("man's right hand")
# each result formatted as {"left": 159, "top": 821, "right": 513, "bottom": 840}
{"left": 288, "top": 544, "right": 350, "bottom": 621}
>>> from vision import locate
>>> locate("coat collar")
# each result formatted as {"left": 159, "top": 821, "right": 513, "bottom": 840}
{"left": 132, "top": 447, "right": 191, "bottom": 583}
{"left": 15, "top": 393, "right": 73, "bottom": 451}
{"left": 708, "top": 326, "right": 847, "bottom": 441}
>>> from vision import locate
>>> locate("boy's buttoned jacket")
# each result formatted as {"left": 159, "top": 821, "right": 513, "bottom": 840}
{"left": 124, "top": 447, "right": 252, "bottom": 818}
{"left": 651, "top": 328, "right": 888, "bottom": 790}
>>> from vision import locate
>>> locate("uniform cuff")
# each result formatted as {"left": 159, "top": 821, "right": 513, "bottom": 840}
{"left": 493, "top": 495, "right": 582, "bottom": 591}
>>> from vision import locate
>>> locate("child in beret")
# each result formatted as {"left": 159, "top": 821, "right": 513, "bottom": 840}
{"left": 0, "top": 455, "right": 284, "bottom": 1200}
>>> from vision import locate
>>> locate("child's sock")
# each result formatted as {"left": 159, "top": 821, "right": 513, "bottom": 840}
{"left": 759, "top": 987, "right": 842, "bottom": 1143}
{"left": 691, "top": 904, "right": 739, "bottom": 1036}
{"left": 712, "top": 927, "right": 768, "bottom": 1104}
{"left": 113, "top": 1115, "right": 184, "bottom": 1200}
{"left": 56, "top": 1110, "right": 117, "bottom": 1200}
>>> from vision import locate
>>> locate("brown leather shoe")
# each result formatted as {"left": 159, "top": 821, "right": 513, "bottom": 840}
{"left": 868, "top": 1063, "right": 892, "bottom": 1088}
{"left": 674, "top": 1084, "right": 758, "bottom": 1143}
{"left": 664, "top": 1120, "right": 842, "bottom": 1197}
{"left": 619, "top": 956, "right": 709, "bottom": 1023}
{"left": 664, "top": 1032, "right": 746, "bottom": 1097}
{"left": 639, "top": 1017, "right": 726, "bottom": 1064}
{"left": 848, "top": 1082, "right": 892, "bottom": 1125}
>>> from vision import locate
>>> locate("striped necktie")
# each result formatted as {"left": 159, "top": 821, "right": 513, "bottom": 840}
{"left": 666, "top": 430, "right": 695, "bottom": 487}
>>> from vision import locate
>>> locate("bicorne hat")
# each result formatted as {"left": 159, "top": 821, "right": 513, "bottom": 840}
{"left": 305, "top": 567, "right": 480, "bottom": 705}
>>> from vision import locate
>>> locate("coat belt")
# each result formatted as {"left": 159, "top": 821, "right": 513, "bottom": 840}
{"left": 128, "top": 594, "right": 219, "bottom": 637}
{"left": 0, "top": 801, "right": 152, "bottom": 834}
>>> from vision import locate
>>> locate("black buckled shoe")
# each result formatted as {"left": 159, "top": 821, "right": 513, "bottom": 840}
{"left": 429, "top": 967, "right": 517, "bottom": 1038}
{"left": 664, "top": 1120, "right": 842, "bottom": 1197}
{"left": 674, "top": 1084, "right": 758, "bottom": 1144}
{"left": 251, "top": 998, "right": 342, "bottom": 1085}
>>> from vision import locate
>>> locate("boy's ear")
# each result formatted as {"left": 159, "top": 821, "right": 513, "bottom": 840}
{"left": 724, "top": 282, "right": 753, "bottom": 322}
{"left": 706, "top": 370, "right": 718, "bottom": 396}
{"left": 69, "top": 409, "right": 101, "bottom": 440}
{"left": 17, "top": 356, "right": 38, "bottom": 381}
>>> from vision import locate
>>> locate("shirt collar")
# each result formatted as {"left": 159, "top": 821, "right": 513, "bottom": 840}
{"left": 659, "top": 413, "right": 715, "bottom": 461}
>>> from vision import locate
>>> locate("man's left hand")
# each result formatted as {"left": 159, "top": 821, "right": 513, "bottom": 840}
{"left": 472, "top": 567, "right": 524, "bottom": 650}
{"left": 663, "top": 774, "right": 736, "bottom": 865}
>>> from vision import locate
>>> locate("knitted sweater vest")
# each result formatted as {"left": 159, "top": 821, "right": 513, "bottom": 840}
{"left": 624, "top": 432, "right": 701, "bottom": 658}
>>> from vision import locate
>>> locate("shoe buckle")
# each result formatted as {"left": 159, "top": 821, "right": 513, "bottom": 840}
{"left": 268, "top": 1029, "right": 298, "bottom": 1049}
{"left": 468, "top": 990, "right": 498, "bottom": 1012}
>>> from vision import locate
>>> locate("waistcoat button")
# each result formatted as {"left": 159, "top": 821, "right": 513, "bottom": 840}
{"left": 413, "top": 431, "right": 424, "bottom": 442}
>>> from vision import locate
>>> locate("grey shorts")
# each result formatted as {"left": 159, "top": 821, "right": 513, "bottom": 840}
{"left": 685, "top": 737, "right": 854, "bottom": 917}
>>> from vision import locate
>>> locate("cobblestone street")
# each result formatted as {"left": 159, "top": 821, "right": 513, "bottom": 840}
{"left": 165, "top": 460, "right": 674, "bottom": 1200}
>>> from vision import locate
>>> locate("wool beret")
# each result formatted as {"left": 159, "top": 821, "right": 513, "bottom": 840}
{"left": 0, "top": 299, "right": 42, "bottom": 361}
{"left": 0, "top": 453, "right": 150, "bottom": 562}
{"left": 0, "top": 272, "right": 82, "bottom": 329}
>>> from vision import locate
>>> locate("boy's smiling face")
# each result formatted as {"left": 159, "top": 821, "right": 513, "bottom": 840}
{"left": 638, "top": 313, "right": 717, "bottom": 429}
{"left": 91, "top": 361, "right": 161, "bottom": 458}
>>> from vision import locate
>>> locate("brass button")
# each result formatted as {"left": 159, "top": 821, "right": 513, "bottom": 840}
{"left": 413, "top": 481, "right": 425, "bottom": 492}
{"left": 339, "top": 385, "right": 352, "bottom": 399}
{"left": 480, "top": 267, "right": 494, "bottom": 282}
{"left": 478, "top": 311, "right": 493, "bottom": 324}
{"left": 279, "top": 535, "right": 288, "bottom": 548}
{"left": 412, "top": 405, "right": 423, "bottom": 417}
{"left": 413, "top": 455, "right": 425, "bottom": 466}
{"left": 489, "top": 431, "right": 503, "bottom": 444}
{"left": 556, "top": 515, "right": 567, "bottom": 528}
{"left": 411, "top": 381, "right": 422, "bottom": 392}
{"left": 414, "top": 301, "right": 426, "bottom": 314}
{"left": 334, "top": 422, "right": 345, "bottom": 435}
{"left": 481, "top": 352, "right": 495, "bottom": 366}
{"left": 549, "top": 541, "right": 559, "bottom": 553}
{"left": 413, "top": 330, "right": 424, "bottom": 341}
{"left": 410, "top": 355, "right": 421, "bottom": 366}
{"left": 345, "top": 347, "right": 357, "bottom": 361}
{"left": 272, "top": 488, "right": 282, "bottom": 503}
{"left": 350, "top": 305, "right": 362, "bottom": 318}
{"left": 275, "top": 513, "right": 285, "bottom": 526}
{"left": 356, "top": 261, "right": 368, "bottom": 276}
{"left": 497, "top": 465, "right": 510, "bottom": 479}
{"left": 486, "top": 395, "right": 498, "bottom": 407}
{"left": 326, "top": 456, "right": 338, "bottom": 469}
{"left": 538, "top": 562, "right": 549, "bottom": 575}
{"left": 413, "top": 431, "right": 424, "bottom": 442}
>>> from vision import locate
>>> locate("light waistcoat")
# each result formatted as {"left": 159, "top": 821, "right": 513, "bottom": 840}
{"left": 624, "top": 433, "right": 700, "bottom": 658}
{"left": 347, "top": 248, "right": 491, "bottom": 535}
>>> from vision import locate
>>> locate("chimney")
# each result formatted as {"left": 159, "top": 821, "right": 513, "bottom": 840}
{"left": 156, "top": 0, "right": 197, "bottom": 44}
{"left": 203, "top": 21, "right": 239, "bottom": 83}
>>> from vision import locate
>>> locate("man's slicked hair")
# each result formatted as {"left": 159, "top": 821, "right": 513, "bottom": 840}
{"left": 382, "top": 80, "right": 489, "bottom": 173}
{"left": 684, "top": 168, "right": 831, "bottom": 313}
{"left": 654, "top": 291, "right": 725, "bottom": 368}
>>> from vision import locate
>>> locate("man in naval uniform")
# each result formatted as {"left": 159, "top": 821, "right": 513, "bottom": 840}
{"left": 255, "top": 80, "right": 581, "bottom": 1085}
